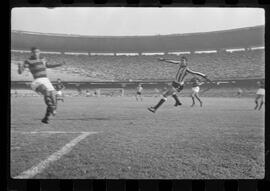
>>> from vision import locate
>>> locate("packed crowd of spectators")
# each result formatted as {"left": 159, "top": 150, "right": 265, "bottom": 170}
{"left": 11, "top": 49, "right": 264, "bottom": 81}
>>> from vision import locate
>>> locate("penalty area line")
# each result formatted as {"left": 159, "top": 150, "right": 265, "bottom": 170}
{"left": 13, "top": 131, "right": 98, "bottom": 179}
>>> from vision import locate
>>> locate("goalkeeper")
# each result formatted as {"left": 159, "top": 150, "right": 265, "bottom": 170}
{"left": 18, "top": 47, "right": 64, "bottom": 124}
{"left": 148, "top": 56, "right": 210, "bottom": 113}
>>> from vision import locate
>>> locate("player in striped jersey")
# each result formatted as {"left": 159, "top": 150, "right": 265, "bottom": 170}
{"left": 254, "top": 80, "right": 265, "bottom": 111}
{"left": 18, "top": 47, "right": 64, "bottom": 124}
{"left": 148, "top": 56, "right": 209, "bottom": 113}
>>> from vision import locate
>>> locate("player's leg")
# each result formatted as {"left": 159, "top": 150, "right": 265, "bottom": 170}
{"left": 35, "top": 84, "right": 56, "bottom": 123}
{"left": 136, "top": 93, "right": 139, "bottom": 101}
{"left": 172, "top": 92, "right": 182, "bottom": 107}
{"left": 191, "top": 92, "right": 195, "bottom": 107}
{"left": 194, "top": 93, "right": 203, "bottom": 107}
{"left": 254, "top": 95, "right": 260, "bottom": 110}
{"left": 148, "top": 88, "right": 172, "bottom": 113}
{"left": 140, "top": 93, "right": 143, "bottom": 101}
{"left": 258, "top": 95, "right": 264, "bottom": 110}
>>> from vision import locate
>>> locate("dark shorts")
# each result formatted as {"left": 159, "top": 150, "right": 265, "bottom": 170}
{"left": 172, "top": 81, "right": 184, "bottom": 92}
{"left": 137, "top": 92, "right": 142, "bottom": 95}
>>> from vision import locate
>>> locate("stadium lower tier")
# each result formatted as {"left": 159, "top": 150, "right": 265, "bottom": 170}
{"left": 11, "top": 50, "right": 264, "bottom": 81}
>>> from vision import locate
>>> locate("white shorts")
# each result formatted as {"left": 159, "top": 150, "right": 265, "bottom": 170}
{"left": 31, "top": 77, "right": 55, "bottom": 92}
{"left": 56, "top": 91, "right": 63, "bottom": 96}
{"left": 192, "top": 86, "right": 200, "bottom": 93}
{"left": 256, "top": 88, "right": 265, "bottom": 96}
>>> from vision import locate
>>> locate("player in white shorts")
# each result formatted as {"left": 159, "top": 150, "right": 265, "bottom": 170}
{"left": 55, "top": 78, "right": 65, "bottom": 103}
{"left": 18, "top": 47, "right": 64, "bottom": 123}
{"left": 254, "top": 80, "right": 265, "bottom": 111}
{"left": 136, "top": 83, "right": 143, "bottom": 101}
{"left": 190, "top": 77, "right": 204, "bottom": 107}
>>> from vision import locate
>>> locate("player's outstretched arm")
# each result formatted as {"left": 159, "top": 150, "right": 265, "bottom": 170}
{"left": 187, "top": 68, "right": 208, "bottom": 78}
{"left": 46, "top": 61, "right": 65, "bottom": 68}
{"left": 158, "top": 58, "right": 180, "bottom": 65}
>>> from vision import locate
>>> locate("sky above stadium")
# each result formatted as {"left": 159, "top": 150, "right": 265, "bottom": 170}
{"left": 12, "top": 8, "right": 264, "bottom": 36}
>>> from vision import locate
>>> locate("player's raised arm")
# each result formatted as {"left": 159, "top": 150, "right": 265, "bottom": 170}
{"left": 158, "top": 58, "right": 180, "bottom": 65}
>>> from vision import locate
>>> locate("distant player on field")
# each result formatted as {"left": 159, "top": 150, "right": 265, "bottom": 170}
{"left": 148, "top": 56, "right": 209, "bottom": 113}
{"left": 18, "top": 47, "right": 64, "bottom": 124}
{"left": 55, "top": 78, "right": 65, "bottom": 103}
{"left": 190, "top": 77, "right": 204, "bottom": 107}
{"left": 136, "top": 83, "right": 143, "bottom": 101}
{"left": 254, "top": 80, "right": 265, "bottom": 110}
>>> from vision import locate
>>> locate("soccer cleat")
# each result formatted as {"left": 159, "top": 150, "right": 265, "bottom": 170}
{"left": 174, "top": 102, "right": 182, "bottom": 107}
{"left": 41, "top": 117, "right": 49, "bottom": 124}
{"left": 190, "top": 103, "right": 195, "bottom": 107}
{"left": 148, "top": 107, "right": 156, "bottom": 113}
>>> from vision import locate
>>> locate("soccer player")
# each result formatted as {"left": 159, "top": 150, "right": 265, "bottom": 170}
{"left": 136, "top": 83, "right": 143, "bottom": 101}
{"left": 254, "top": 80, "right": 265, "bottom": 111}
{"left": 55, "top": 78, "right": 65, "bottom": 102}
{"left": 148, "top": 56, "right": 209, "bottom": 113}
{"left": 18, "top": 47, "right": 64, "bottom": 124}
{"left": 190, "top": 76, "right": 204, "bottom": 107}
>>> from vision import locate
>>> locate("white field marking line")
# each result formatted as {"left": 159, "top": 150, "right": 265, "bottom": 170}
{"left": 11, "top": 131, "right": 92, "bottom": 134}
{"left": 13, "top": 131, "right": 98, "bottom": 179}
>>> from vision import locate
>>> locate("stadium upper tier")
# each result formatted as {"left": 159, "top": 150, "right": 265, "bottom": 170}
{"left": 11, "top": 26, "right": 264, "bottom": 52}
{"left": 11, "top": 50, "right": 264, "bottom": 81}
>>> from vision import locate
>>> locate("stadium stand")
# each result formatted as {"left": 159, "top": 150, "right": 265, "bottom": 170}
{"left": 11, "top": 49, "right": 264, "bottom": 81}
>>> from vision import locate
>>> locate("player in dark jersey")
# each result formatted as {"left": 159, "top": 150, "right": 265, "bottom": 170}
{"left": 136, "top": 83, "right": 143, "bottom": 101}
{"left": 148, "top": 56, "right": 209, "bottom": 113}
{"left": 254, "top": 80, "right": 265, "bottom": 110}
{"left": 55, "top": 78, "right": 65, "bottom": 102}
{"left": 18, "top": 47, "right": 64, "bottom": 124}
{"left": 190, "top": 77, "right": 204, "bottom": 107}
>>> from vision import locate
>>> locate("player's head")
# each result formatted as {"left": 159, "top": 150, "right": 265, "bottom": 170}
{"left": 180, "top": 56, "right": 187, "bottom": 67}
{"left": 57, "top": 78, "right": 61, "bottom": 82}
{"left": 138, "top": 83, "right": 142, "bottom": 87}
{"left": 31, "top": 47, "right": 40, "bottom": 58}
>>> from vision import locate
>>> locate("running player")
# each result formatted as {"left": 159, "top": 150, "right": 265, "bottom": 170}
{"left": 55, "top": 78, "right": 65, "bottom": 102}
{"left": 190, "top": 76, "right": 204, "bottom": 107}
{"left": 18, "top": 47, "right": 64, "bottom": 124}
{"left": 136, "top": 83, "right": 143, "bottom": 101}
{"left": 148, "top": 56, "right": 209, "bottom": 113}
{"left": 254, "top": 80, "right": 265, "bottom": 111}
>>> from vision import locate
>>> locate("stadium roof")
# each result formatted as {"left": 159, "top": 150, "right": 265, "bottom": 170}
{"left": 11, "top": 26, "right": 264, "bottom": 52}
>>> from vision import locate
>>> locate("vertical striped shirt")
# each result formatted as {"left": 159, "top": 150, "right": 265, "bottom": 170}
{"left": 175, "top": 65, "right": 206, "bottom": 84}
{"left": 24, "top": 56, "right": 47, "bottom": 79}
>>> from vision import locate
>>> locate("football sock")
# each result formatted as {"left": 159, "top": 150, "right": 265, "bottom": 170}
{"left": 154, "top": 97, "right": 166, "bottom": 110}
{"left": 172, "top": 94, "right": 181, "bottom": 105}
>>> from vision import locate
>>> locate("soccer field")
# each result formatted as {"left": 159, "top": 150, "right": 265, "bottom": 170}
{"left": 10, "top": 96, "right": 264, "bottom": 179}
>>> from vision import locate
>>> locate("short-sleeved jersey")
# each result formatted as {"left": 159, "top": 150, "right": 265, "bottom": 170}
{"left": 258, "top": 82, "right": 264, "bottom": 88}
{"left": 24, "top": 56, "right": 47, "bottom": 79}
{"left": 190, "top": 78, "right": 201, "bottom": 87}
{"left": 55, "top": 82, "right": 64, "bottom": 91}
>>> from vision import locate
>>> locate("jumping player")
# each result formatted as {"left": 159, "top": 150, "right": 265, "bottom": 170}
{"left": 254, "top": 80, "right": 265, "bottom": 111}
{"left": 190, "top": 76, "right": 204, "bottom": 107}
{"left": 136, "top": 83, "right": 143, "bottom": 101}
{"left": 18, "top": 47, "right": 64, "bottom": 124}
{"left": 55, "top": 78, "right": 65, "bottom": 102}
{"left": 148, "top": 56, "right": 209, "bottom": 113}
